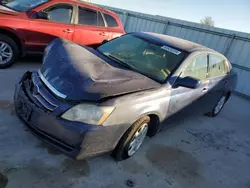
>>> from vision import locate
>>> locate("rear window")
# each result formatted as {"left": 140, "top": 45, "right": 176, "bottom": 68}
{"left": 78, "top": 7, "right": 105, "bottom": 27}
{"left": 209, "top": 54, "right": 228, "bottom": 78}
{"left": 104, "top": 13, "right": 119, "bottom": 27}
{"left": 78, "top": 7, "right": 97, "bottom": 26}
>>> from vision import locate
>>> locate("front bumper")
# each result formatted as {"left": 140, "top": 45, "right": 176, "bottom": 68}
{"left": 14, "top": 72, "right": 117, "bottom": 159}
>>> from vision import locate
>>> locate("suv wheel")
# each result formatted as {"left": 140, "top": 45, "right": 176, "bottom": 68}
{"left": 0, "top": 34, "right": 19, "bottom": 69}
{"left": 112, "top": 116, "right": 150, "bottom": 161}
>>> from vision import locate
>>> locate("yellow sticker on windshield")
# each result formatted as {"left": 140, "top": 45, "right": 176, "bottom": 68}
{"left": 161, "top": 46, "right": 181, "bottom": 55}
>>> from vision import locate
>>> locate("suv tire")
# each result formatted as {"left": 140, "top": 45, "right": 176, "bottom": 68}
{"left": 0, "top": 34, "right": 19, "bottom": 69}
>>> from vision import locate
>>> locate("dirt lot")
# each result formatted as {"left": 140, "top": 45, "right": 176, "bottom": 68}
{"left": 0, "top": 57, "right": 250, "bottom": 188}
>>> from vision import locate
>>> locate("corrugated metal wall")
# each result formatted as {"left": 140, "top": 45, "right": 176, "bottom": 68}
{"left": 101, "top": 5, "right": 250, "bottom": 97}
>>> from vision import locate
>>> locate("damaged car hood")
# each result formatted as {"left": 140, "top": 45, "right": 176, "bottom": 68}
{"left": 40, "top": 39, "right": 161, "bottom": 101}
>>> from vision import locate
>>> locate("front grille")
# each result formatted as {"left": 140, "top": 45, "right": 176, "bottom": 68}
{"left": 24, "top": 73, "right": 59, "bottom": 112}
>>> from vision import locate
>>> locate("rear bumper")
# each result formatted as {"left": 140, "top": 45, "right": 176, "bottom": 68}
{"left": 14, "top": 72, "right": 116, "bottom": 159}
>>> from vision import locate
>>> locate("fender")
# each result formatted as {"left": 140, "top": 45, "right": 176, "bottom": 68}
{"left": 0, "top": 26, "right": 26, "bottom": 56}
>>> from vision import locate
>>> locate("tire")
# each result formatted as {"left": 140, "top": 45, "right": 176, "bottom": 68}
{"left": 112, "top": 116, "right": 150, "bottom": 161}
{"left": 0, "top": 34, "right": 19, "bottom": 69}
{"left": 207, "top": 94, "right": 228, "bottom": 117}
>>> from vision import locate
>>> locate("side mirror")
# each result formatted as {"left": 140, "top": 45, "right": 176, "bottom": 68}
{"left": 174, "top": 76, "right": 201, "bottom": 89}
{"left": 36, "top": 11, "right": 49, "bottom": 20}
{"left": 102, "top": 39, "right": 109, "bottom": 45}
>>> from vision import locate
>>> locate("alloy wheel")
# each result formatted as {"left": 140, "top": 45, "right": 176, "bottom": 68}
{"left": 214, "top": 96, "right": 226, "bottom": 114}
{"left": 0, "top": 42, "right": 13, "bottom": 65}
{"left": 127, "top": 123, "right": 148, "bottom": 156}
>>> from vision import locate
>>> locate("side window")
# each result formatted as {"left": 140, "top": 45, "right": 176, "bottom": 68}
{"left": 103, "top": 13, "right": 118, "bottom": 27}
{"left": 182, "top": 55, "right": 208, "bottom": 80}
{"left": 78, "top": 7, "right": 98, "bottom": 26}
{"left": 209, "top": 54, "right": 228, "bottom": 78}
{"left": 44, "top": 4, "right": 73, "bottom": 24}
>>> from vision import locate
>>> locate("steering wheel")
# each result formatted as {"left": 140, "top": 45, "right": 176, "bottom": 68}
{"left": 144, "top": 54, "right": 157, "bottom": 68}
{"left": 144, "top": 54, "right": 171, "bottom": 76}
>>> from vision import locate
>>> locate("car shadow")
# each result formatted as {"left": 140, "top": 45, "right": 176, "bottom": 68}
{"left": 11, "top": 54, "right": 43, "bottom": 69}
{"left": 19, "top": 54, "right": 43, "bottom": 64}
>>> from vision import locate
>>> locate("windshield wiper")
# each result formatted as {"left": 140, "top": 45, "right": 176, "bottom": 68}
{"left": 107, "top": 55, "right": 135, "bottom": 70}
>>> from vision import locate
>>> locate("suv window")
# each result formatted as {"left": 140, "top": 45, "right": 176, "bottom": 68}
{"left": 78, "top": 7, "right": 97, "bottom": 25}
{"left": 44, "top": 4, "right": 73, "bottom": 24}
{"left": 182, "top": 55, "right": 208, "bottom": 80}
{"left": 78, "top": 7, "right": 104, "bottom": 26}
{"left": 209, "top": 54, "right": 228, "bottom": 78}
{"left": 103, "top": 13, "right": 118, "bottom": 27}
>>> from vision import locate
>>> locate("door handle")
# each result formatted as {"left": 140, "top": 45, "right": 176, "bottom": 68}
{"left": 63, "top": 29, "right": 73, "bottom": 33}
{"left": 202, "top": 88, "right": 208, "bottom": 93}
{"left": 99, "top": 32, "right": 108, "bottom": 36}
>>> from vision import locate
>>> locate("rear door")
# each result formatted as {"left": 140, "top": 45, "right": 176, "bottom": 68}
{"left": 102, "top": 13, "right": 124, "bottom": 40}
{"left": 207, "top": 53, "right": 230, "bottom": 108}
{"left": 165, "top": 54, "right": 212, "bottom": 126}
{"left": 72, "top": 6, "right": 108, "bottom": 48}
{"left": 27, "top": 3, "right": 76, "bottom": 52}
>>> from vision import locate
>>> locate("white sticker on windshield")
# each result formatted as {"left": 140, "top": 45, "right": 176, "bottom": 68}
{"left": 161, "top": 46, "right": 181, "bottom": 55}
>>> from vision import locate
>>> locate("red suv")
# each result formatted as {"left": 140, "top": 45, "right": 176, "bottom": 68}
{"left": 0, "top": 0, "right": 125, "bottom": 68}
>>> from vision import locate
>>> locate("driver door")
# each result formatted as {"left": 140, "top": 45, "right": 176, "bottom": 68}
{"left": 26, "top": 3, "right": 76, "bottom": 52}
{"left": 164, "top": 54, "right": 212, "bottom": 126}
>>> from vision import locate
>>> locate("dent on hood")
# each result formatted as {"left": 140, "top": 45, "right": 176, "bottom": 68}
{"left": 40, "top": 38, "right": 161, "bottom": 101}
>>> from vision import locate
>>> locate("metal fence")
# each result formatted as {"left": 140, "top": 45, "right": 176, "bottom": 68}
{"left": 101, "top": 5, "right": 250, "bottom": 97}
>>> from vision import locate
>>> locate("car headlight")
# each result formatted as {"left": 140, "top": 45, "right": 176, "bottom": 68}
{"left": 61, "top": 104, "right": 115, "bottom": 125}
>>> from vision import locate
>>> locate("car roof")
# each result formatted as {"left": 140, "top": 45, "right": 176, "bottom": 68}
{"left": 133, "top": 32, "right": 215, "bottom": 53}
{"left": 67, "top": 0, "right": 117, "bottom": 16}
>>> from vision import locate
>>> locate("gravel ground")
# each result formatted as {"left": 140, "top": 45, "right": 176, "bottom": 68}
{"left": 0, "top": 57, "right": 250, "bottom": 188}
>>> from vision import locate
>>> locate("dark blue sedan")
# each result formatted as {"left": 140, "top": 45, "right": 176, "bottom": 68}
{"left": 14, "top": 32, "right": 237, "bottom": 161}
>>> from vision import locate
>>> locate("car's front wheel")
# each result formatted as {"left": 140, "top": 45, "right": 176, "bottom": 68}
{"left": 113, "top": 116, "right": 150, "bottom": 161}
{"left": 0, "top": 34, "right": 19, "bottom": 69}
